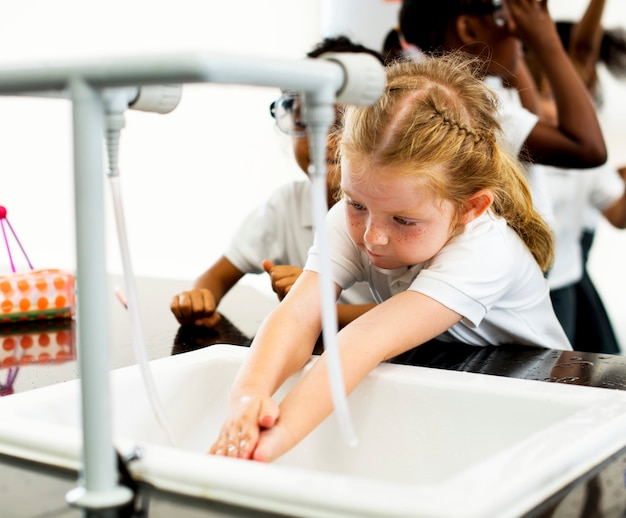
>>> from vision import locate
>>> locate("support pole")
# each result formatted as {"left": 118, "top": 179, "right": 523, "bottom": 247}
{"left": 65, "top": 77, "right": 133, "bottom": 510}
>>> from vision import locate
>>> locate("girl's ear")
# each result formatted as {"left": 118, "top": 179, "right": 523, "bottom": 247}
{"left": 460, "top": 189, "right": 494, "bottom": 224}
{"left": 455, "top": 14, "right": 480, "bottom": 45}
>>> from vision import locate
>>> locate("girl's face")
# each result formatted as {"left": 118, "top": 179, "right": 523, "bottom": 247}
{"left": 341, "top": 158, "right": 458, "bottom": 270}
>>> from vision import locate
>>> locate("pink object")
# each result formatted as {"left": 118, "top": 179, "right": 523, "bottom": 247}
{"left": 0, "top": 205, "right": 33, "bottom": 272}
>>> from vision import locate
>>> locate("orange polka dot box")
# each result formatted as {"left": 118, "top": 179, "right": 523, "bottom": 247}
{"left": 1, "top": 319, "right": 76, "bottom": 395}
{"left": 0, "top": 269, "right": 75, "bottom": 324}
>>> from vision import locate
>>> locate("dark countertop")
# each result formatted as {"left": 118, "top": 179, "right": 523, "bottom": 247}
{"left": 1, "top": 276, "right": 626, "bottom": 517}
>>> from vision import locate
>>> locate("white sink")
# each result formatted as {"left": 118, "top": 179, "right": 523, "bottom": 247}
{"left": 1, "top": 343, "right": 626, "bottom": 518}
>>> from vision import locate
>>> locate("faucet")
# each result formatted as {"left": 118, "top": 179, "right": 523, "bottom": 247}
{"left": 0, "top": 52, "right": 385, "bottom": 509}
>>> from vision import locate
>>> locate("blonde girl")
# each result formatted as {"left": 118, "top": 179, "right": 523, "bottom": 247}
{"left": 210, "top": 54, "right": 571, "bottom": 463}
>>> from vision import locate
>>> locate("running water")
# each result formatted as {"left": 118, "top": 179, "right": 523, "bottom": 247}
{"left": 108, "top": 175, "right": 177, "bottom": 447}
{"left": 307, "top": 118, "right": 357, "bottom": 447}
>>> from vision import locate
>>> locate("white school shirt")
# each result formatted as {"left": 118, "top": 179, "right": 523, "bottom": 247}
{"left": 304, "top": 200, "right": 572, "bottom": 350}
{"left": 483, "top": 76, "right": 555, "bottom": 227}
{"left": 483, "top": 75, "right": 538, "bottom": 157}
{"left": 224, "top": 180, "right": 374, "bottom": 306}
{"left": 545, "top": 163, "right": 624, "bottom": 290}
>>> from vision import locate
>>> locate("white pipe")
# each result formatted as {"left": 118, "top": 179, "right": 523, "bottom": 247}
{"left": 0, "top": 52, "right": 384, "bottom": 509}
{"left": 64, "top": 77, "right": 133, "bottom": 509}
{"left": 0, "top": 53, "right": 344, "bottom": 96}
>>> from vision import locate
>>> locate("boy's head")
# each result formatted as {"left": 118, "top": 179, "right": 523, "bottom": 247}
{"left": 270, "top": 36, "right": 384, "bottom": 204}
{"left": 306, "top": 36, "right": 386, "bottom": 64}
{"left": 399, "top": 0, "right": 521, "bottom": 82}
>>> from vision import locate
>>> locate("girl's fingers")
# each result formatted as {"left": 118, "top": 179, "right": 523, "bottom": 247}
{"left": 258, "top": 398, "right": 280, "bottom": 428}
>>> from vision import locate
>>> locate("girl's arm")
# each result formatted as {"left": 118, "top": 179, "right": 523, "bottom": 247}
{"left": 510, "top": 0, "right": 606, "bottom": 168}
{"left": 210, "top": 270, "right": 329, "bottom": 459}
{"left": 336, "top": 302, "right": 378, "bottom": 328}
{"left": 252, "top": 289, "right": 462, "bottom": 462}
{"left": 512, "top": 59, "right": 542, "bottom": 116}
{"left": 569, "top": 0, "right": 605, "bottom": 87}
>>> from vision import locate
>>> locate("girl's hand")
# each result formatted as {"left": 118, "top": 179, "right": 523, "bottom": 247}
{"left": 170, "top": 288, "right": 221, "bottom": 327}
{"left": 209, "top": 395, "right": 279, "bottom": 460}
{"left": 262, "top": 260, "right": 303, "bottom": 301}
{"left": 253, "top": 422, "right": 291, "bottom": 463}
{"left": 507, "top": 0, "right": 557, "bottom": 50}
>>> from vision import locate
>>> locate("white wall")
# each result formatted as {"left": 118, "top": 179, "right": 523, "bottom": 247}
{"left": 0, "top": 0, "right": 321, "bottom": 280}
{"left": 1, "top": 0, "right": 626, "bottom": 348}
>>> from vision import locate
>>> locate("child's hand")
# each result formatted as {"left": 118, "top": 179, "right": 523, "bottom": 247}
{"left": 209, "top": 395, "right": 279, "bottom": 460}
{"left": 507, "top": 0, "right": 556, "bottom": 49}
{"left": 253, "top": 423, "right": 291, "bottom": 463}
{"left": 170, "top": 288, "right": 222, "bottom": 327}
{"left": 262, "top": 259, "right": 303, "bottom": 301}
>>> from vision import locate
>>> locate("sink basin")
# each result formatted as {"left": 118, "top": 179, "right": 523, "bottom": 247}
{"left": 1, "top": 343, "right": 626, "bottom": 517}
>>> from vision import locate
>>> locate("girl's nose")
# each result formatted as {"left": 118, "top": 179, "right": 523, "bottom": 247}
{"left": 364, "top": 221, "right": 388, "bottom": 246}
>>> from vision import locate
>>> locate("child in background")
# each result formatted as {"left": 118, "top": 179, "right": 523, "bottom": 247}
{"left": 523, "top": 0, "right": 626, "bottom": 352}
{"left": 170, "top": 37, "right": 380, "bottom": 329}
{"left": 209, "top": 55, "right": 571, "bottom": 463}
{"left": 395, "top": 0, "right": 606, "bottom": 170}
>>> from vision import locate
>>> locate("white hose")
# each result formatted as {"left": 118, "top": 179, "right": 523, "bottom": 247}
{"left": 106, "top": 117, "right": 177, "bottom": 447}
{"left": 307, "top": 113, "right": 357, "bottom": 447}
{"left": 310, "top": 173, "right": 358, "bottom": 447}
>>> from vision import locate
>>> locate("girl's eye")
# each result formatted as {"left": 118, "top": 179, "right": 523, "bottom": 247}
{"left": 393, "top": 216, "right": 416, "bottom": 226}
{"left": 347, "top": 199, "right": 365, "bottom": 211}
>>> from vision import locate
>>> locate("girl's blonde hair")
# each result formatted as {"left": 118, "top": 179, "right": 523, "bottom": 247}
{"left": 339, "top": 53, "right": 554, "bottom": 272}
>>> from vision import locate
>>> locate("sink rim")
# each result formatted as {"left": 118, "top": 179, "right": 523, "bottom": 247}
{"left": 1, "top": 344, "right": 626, "bottom": 518}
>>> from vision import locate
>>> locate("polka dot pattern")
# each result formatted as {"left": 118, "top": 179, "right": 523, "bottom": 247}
{"left": 0, "top": 269, "right": 75, "bottom": 323}
{"left": 0, "top": 325, "right": 75, "bottom": 368}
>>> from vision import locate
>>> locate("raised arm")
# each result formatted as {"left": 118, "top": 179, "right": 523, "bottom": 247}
{"left": 568, "top": 0, "right": 606, "bottom": 87}
{"left": 510, "top": 0, "right": 606, "bottom": 168}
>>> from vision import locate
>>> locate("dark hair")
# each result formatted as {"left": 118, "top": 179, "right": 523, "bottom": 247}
{"left": 556, "top": 20, "right": 626, "bottom": 78}
{"left": 382, "top": 28, "right": 404, "bottom": 65}
{"left": 399, "top": 0, "right": 500, "bottom": 54}
{"left": 307, "top": 36, "right": 385, "bottom": 64}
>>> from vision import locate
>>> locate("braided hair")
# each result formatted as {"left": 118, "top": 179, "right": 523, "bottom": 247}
{"left": 339, "top": 53, "right": 554, "bottom": 271}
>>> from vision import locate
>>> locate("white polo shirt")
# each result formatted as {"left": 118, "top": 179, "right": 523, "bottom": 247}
{"left": 546, "top": 163, "right": 624, "bottom": 289}
{"left": 305, "top": 200, "right": 572, "bottom": 350}
{"left": 225, "top": 180, "right": 374, "bottom": 305}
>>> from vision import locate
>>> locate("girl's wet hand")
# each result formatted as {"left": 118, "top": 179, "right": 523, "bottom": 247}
{"left": 209, "top": 395, "right": 279, "bottom": 460}
{"left": 262, "top": 260, "right": 303, "bottom": 301}
{"left": 170, "top": 288, "right": 221, "bottom": 327}
{"left": 252, "top": 423, "right": 291, "bottom": 463}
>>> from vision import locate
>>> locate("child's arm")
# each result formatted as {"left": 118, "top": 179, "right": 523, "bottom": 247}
{"left": 262, "top": 259, "right": 376, "bottom": 327}
{"left": 170, "top": 256, "right": 244, "bottom": 327}
{"left": 209, "top": 271, "right": 328, "bottom": 459}
{"left": 569, "top": 0, "right": 605, "bottom": 86}
{"left": 336, "top": 302, "right": 378, "bottom": 328}
{"left": 510, "top": 0, "right": 606, "bottom": 168}
{"left": 601, "top": 166, "right": 626, "bottom": 229}
{"left": 510, "top": 57, "right": 542, "bottom": 115}
{"left": 250, "top": 284, "right": 461, "bottom": 462}
{"left": 262, "top": 259, "right": 302, "bottom": 300}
